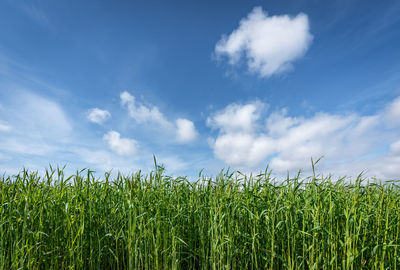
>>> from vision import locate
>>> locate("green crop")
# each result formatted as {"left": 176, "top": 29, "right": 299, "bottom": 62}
{"left": 0, "top": 164, "right": 399, "bottom": 269}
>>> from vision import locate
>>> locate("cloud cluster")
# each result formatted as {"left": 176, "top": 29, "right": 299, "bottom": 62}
{"left": 207, "top": 102, "right": 274, "bottom": 166}
{"left": 87, "top": 108, "right": 111, "bottom": 124}
{"left": 215, "top": 7, "right": 313, "bottom": 78}
{"left": 208, "top": 97, "right": 400, "bottom": 178}
{"left": 120, "top": 91, "right": 197, "bottom": 143}
{"left": 0, "top": 57, "right": 199, "bottom": 177}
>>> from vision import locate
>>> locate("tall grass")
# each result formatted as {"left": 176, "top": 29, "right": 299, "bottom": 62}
{"left": 0, "top": 164, "right": 399, "bottom": 269}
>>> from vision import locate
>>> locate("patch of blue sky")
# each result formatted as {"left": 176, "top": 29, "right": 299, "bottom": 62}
{"left": 0, "top": 0, "right": 399, "bottom": 179}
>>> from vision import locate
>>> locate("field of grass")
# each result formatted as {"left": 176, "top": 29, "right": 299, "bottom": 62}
{"left": 1, "top": 164, "right": 400, "bottom": 269}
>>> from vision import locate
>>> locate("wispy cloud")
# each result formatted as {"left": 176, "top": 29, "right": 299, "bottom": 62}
{"left": 0, "top": 122, "right": 11, "bottom": 132}
{"left": 120, "top": 91, "right": 172, "bottom": 128}
{"left": 207, "top": 97, "right": 400, "bottom": 179}
{"left": 120, "top": 91, "right": 198, "bottom": 143}
{"left": 215, "top": 7, "right": 313, "bottom": 78}
{"left": 2, "top": 90, "right": 72, "bottom": 140}
{"left": 77, "top": 149, "right": 113, "bottom": 170}
{"left": 21, "top": 4, "right": 50, "bottom": 27}
{"left": 0, "top": 90, "right": 73, "bottom": 157}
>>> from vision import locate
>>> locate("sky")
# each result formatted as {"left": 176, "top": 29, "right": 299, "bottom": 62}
{"left": 0, "top": 0, "right": 400, "bottom": 180}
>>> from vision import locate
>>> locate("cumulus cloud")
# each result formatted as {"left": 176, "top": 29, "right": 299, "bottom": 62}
{"left": 87, "top": 108, "right": 111, "bottom": 124}
{"left": 120, "top": 91, "right": 198, "bottom": 142}
{"left": 208, "top": 102, "right": 273, "bottom": 167}
{"left": 176, "top": 118, "right": 197, "bottom": 142}
{"left": 103, "top": 130, "right": 137, "bottom": 156}
{"left": 211, "top": 133, "right": 275, "bottom": 166}
{"left": 207, "top": 102, "right": 272, "bottom": 166}
{"left": 215, "top": 7, "right": 313, "bottom": 78}
{"left": 207, "top": 102, "right": 264, "bottom": 133}
{"left": 207, "top": 97, "right": 400, "bottom": 179}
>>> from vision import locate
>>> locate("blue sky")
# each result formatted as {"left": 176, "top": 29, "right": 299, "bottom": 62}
{"left": 1, "top": 0, "right": 400, "bottom": 179}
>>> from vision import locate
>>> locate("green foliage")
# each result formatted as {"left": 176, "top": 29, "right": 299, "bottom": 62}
{"left": 0, "top": 166, "right": 399, "bottom": 269}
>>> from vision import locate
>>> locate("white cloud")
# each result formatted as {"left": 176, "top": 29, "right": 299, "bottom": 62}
{"left": 0, "top": 152, "right": 9, "bottom": 161}
{"left": 215, "top": 7, "right": 313, "bottom": 78}
{"left": 207, "top": 102, "right": 264, "bottom": 133}
{"left": 0, "top": 91, "right": 72, "bottom": 156}
{"left": 120, "top": 91, "right": 134, "bottom": 105}
{"left": 208, "top": 97, "right": 400, "bottom": 179}
{"left": 0, "top": 90, "right": 84, "bottom": 177}
{"left": 0, "top": 137, "right": 56, "bottom": 156}
{"left": 267, "top": 113, "right": 358, "bottom": 172}
{"left": 14, "top": 91, "right": 72, "bottom": 139}
{"left": 157, "top": 155, "right": 189, "bottom": 173}
{"left": 87, "top": 108, "right": 111, "bottom": 124}
{"left": 385, "top": 96, "right": 400, "bottom": 125}
{"left": 103, "top": 130, "right": 137, "bottom": 156}
{"left": 120, "top": 91, "right": 171, "bottom": 128}
{"left": 77, "top": 149, "right": 113, "bottom": 169}
{"left": 211, "top": 132, "right": 275, "bottom": 166}
{"left": 0, "top": 122, "right": 11, "bottom": 132}
{"left": 391, "top": 140, "right": 400, "bottom": 154}
{"left": 121, "top": 91, "right": 198, "bottom": 143}
{"left": 208, "top": 102, "right": 272, "bottom": 166}
{"left": 334, "top": 142, "right": 400, "bottom": 180}
{"left": 176, "top": 118, "right": 197, "bottom": 142}
{"left": 207, "top": 101, "right": 273, "bottom": 166}
{"left": 22, "top": 4, "right": 50, "bottom": 26}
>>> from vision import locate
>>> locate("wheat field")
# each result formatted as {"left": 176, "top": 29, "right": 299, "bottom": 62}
{"left": 1, "top": 164, "right": 399, "bottom": 269}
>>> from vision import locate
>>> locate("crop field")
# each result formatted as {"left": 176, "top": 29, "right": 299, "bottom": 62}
{"left": 1, "top": 165, "right": 400, "bottom": 269}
